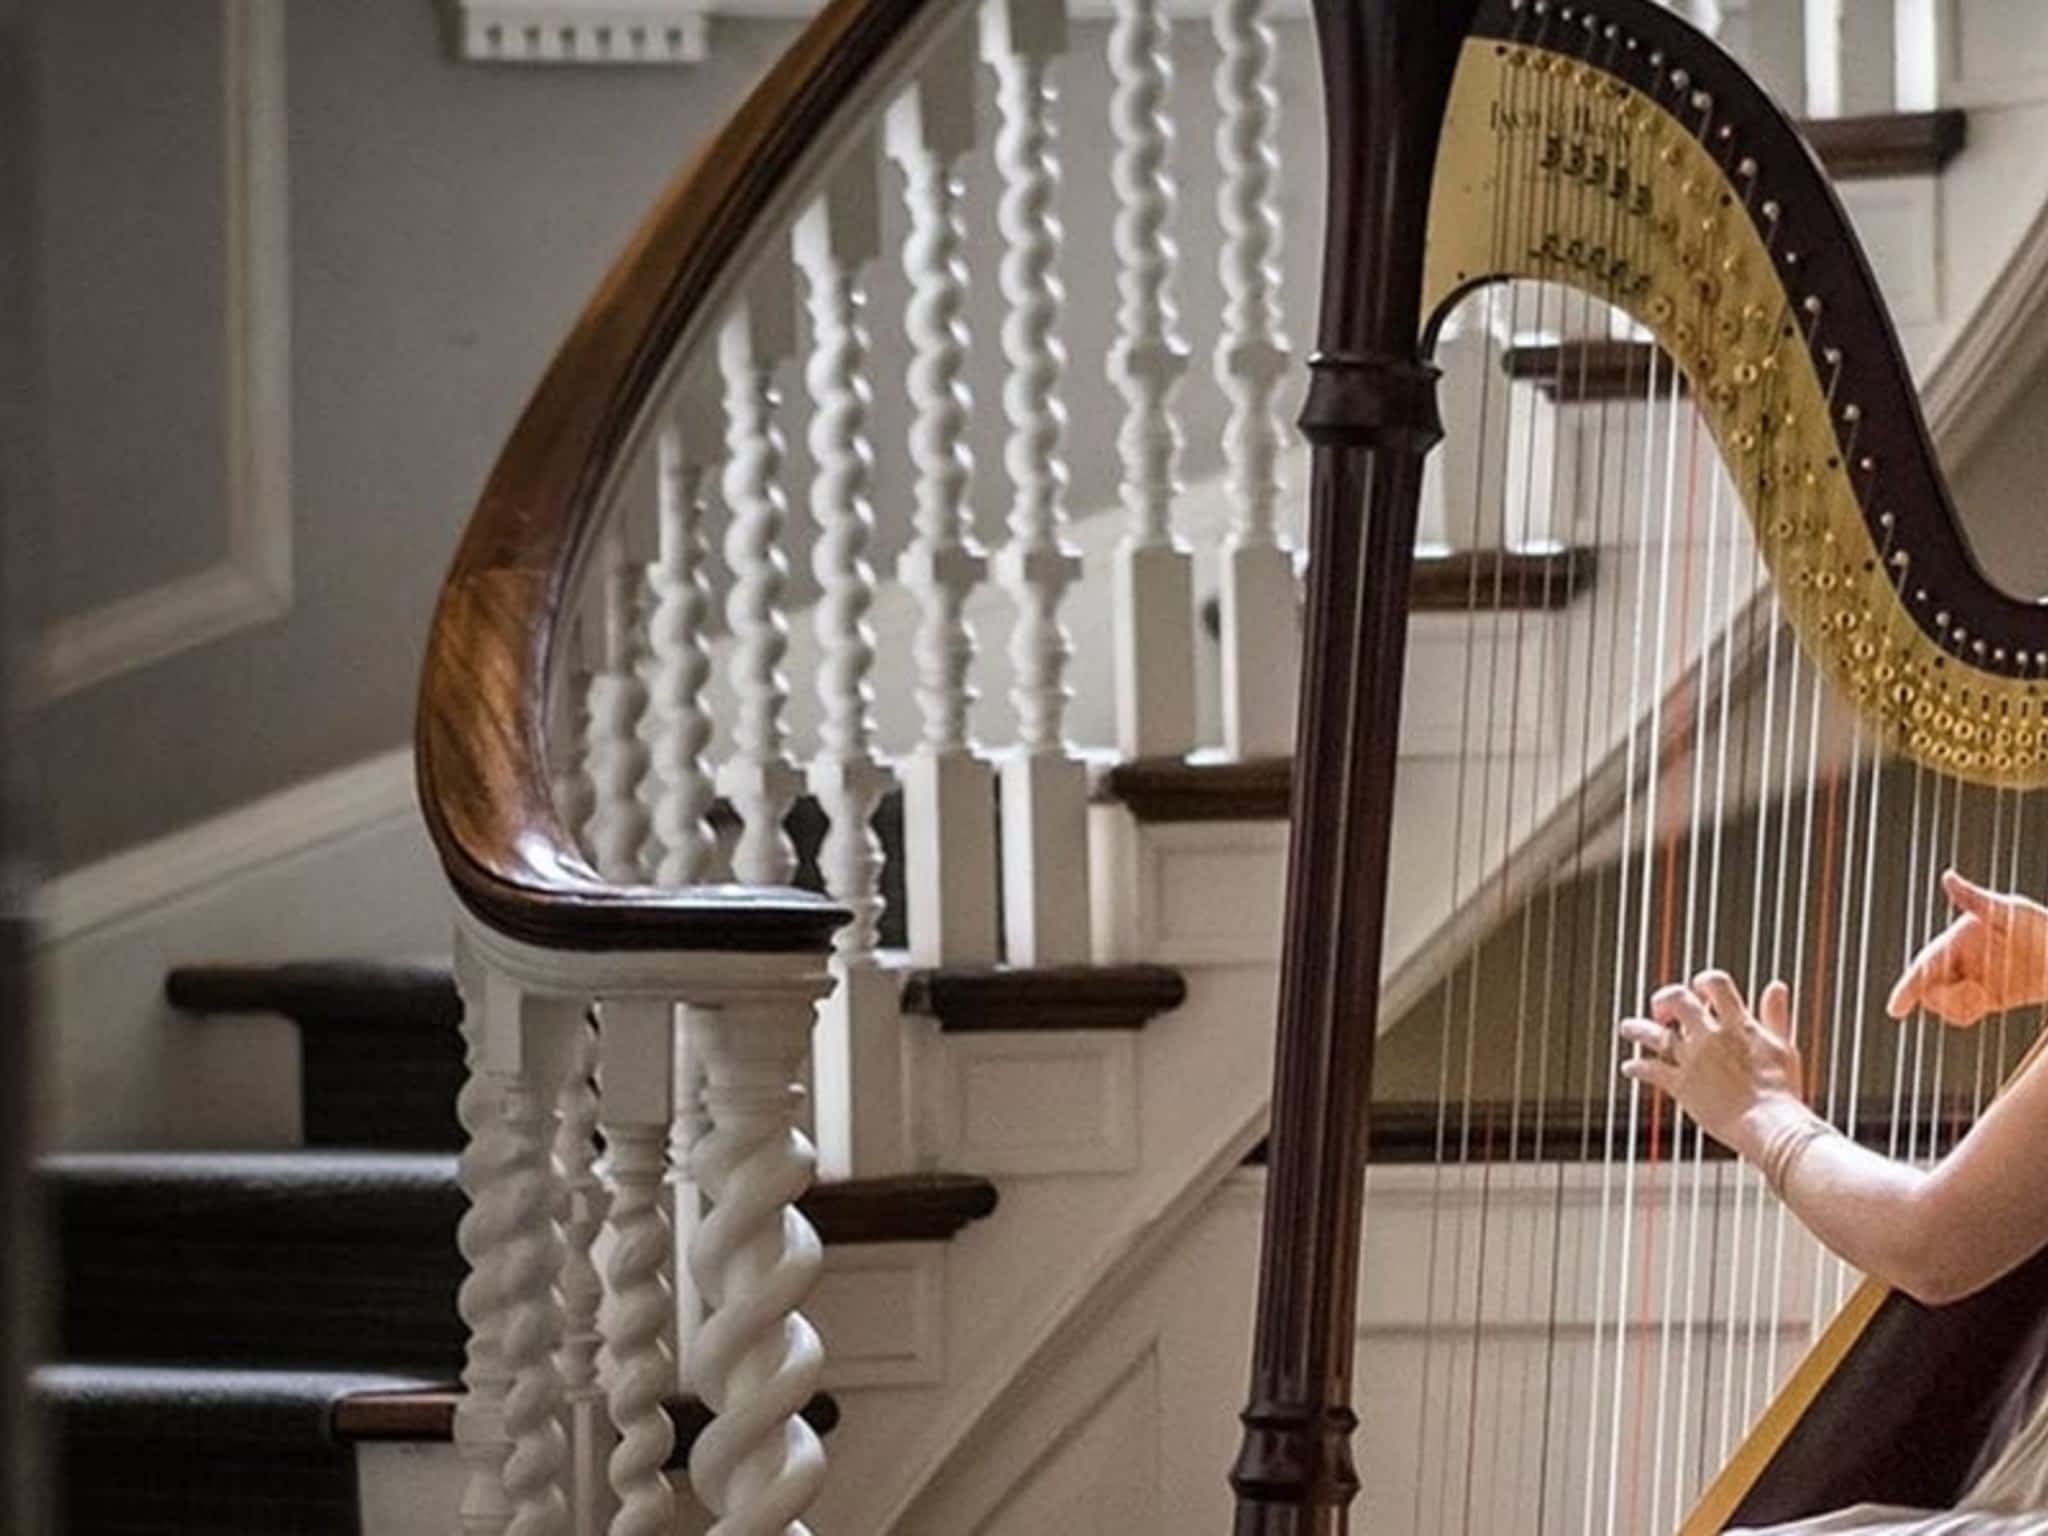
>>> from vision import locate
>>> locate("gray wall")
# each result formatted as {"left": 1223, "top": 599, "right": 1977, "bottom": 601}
{"left": 33, "top": 2, "right": 797, "bottom": 868}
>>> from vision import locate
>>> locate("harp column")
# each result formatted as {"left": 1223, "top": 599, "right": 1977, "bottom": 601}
{"left": 1226, "top": 0, "right": 1473, "bottom": 1530}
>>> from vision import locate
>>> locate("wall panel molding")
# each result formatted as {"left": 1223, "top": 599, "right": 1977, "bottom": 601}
{"left": 42, "top": 0, "right": 292, "bottom": 700}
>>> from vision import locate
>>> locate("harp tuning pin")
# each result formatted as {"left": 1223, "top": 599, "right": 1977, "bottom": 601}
{"left": 1842, "top": 403, "right": 1861, "bottom": 423}
{"left": 1671, "top": 68, "right": 1690, "bottom": 90}
{"left": 1823, "top": 346, "right": 1842, "bottom": 366}
{"left": 1693, "top": 90, "right": 1713, "bottom": 111}
{"left": 1879, "top": 511, "right": 1896, "bottom": 529}
{"left": 1936, "top": 610, "right": 1951, "bottom": 627}
{"left": 1803, "top": 295, "right": 1823, "bottom": 315}
{"left": 1739, "top": 157, "right": 1758, "bottom": 177}
{"left": 1915, "top": 588, "right": 1929, "bottom": 603}
{"left": 1762, "top": 199, "right": 1782, "bottom": 221}
{"left": 1860, "top": 455, "right": 1877, "bottom": 472}
{"left": 1977, "top": 641, "right": 1991, "bottom": 658}
{"left": 1720, "top": 124, "right": 1735, "bottom": 141}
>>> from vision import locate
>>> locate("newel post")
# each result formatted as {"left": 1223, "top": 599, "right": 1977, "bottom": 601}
{"left": 1226, "top": 1, "right": 1475, "bottom": 1532}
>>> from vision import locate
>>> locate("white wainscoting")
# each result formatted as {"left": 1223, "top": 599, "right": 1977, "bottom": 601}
{"left": 902, "top": 1160, "right": 1849, "bottom": 1536}
{"left": 42, "top": 0, "right": 293, "bottom": 701}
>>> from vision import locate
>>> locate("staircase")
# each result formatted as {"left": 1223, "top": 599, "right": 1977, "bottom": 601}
{"left": 36, "top": 1, "right": 2048, "bottom": 1533}
{"left": 35, "top": 960, "right": 999, "bottom": 1534}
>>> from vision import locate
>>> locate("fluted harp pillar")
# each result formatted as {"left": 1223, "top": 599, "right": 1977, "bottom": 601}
{"left": 1227, "top": 1, "right": 1476, "bottom": 1531}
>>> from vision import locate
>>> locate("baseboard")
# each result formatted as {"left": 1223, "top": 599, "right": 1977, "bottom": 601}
{"left": 37, "top": 746, "right": 449, "bottom": 1150}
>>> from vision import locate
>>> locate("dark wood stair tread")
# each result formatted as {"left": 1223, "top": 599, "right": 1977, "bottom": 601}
{"left": 42, "top": 1151, "right": 996, "bottom": 1247}
{"left": 902, "top": 965, "right": 1185, "bottom": 1032}
{"left": 333, "top": 1385, "right": 840, "bottom": 1469}
{"left": 1503, "top": 337, "right": 1684, "bottom": 403}
{"left": 1099, "top": 755, "right": 1293, "bottom": 824}
{"left": 166, "top": 961, "right": 462, "bottom": 1029}
{"left": 1804, "top": 108, "right": 1966, "bottom": 180}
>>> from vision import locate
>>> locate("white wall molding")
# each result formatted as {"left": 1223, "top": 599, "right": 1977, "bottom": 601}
{"left": 811, "top": 1242, "right": 947, "bottom": 1388}
{"left": 924, "top": 1031, "right": 1140, "bottom": 1176}
{"left": 40, "top": 746, "right": 418, "bottom": 944}
{"left": 443, "top": 1, "right": 710, "bottom": 64}
{"left": 42, "top": 0, "right": 293, "bottom": 701}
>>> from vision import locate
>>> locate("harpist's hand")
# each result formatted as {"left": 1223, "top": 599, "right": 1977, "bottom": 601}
{"left": 1617, "top": 972, "right": 1804, "bottom": 1152}
{"left": 1885, "top": 871, "right": 2048, "bottom": 1027}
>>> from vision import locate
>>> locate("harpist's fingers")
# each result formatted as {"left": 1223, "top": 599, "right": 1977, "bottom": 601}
{"left": 1691, "top": 970, "right": 1750, "bottom": 1029}
{"left": 1652, "top": 985, "right": 1713, "bottom": 1037}
{"left": 1757, "top": 980, "right": 1793, "bottom": 1041}
{"left": 1886, "top": 934, "right": 1966, "bottom": 1018}
{"left": 1618, "top": 1018, "right": 1671, "bottom": 1055}
{"left": 1620, "top": 1057, "right": 1677, "bottom": 1094}
{"left": 1921, "top": 979, "right": 1994, "bottom": 1028}
{"left": 1943, "top": 870, "right": 2002, "bottom": 928}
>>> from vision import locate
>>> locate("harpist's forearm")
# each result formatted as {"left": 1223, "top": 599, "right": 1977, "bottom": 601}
{"left": 1734, "top": 1091, "right": 2048, "bottom": 1307}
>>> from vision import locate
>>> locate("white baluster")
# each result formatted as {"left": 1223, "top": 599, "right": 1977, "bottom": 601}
{"left": 643, "top": 386, "right": 722, "bottom": 888}
{"left": 796, "top": 145, "right": 913, "bottom": 1179}
{"left": 597, "top": 999, "right": 678, "bottom": 1536}
{"left": 1894, "top": 0, "right": 1940, "bottom": 114}
{"left": 1420, "top": 314, "right": 1509, "bottom": 552}
{"left": 1212, "top": 0, "right": 1300, "bottom": 761}
{"left": 551, "top": 638, "right": 597, "bottom": 863}
{"left": 584, "top": 531, "right": 651, "bottom": 882}
{"left": 795, "top": 152, "right": 890, "bottom": 956}
{"left": 887, "top": 31, "right": 1001, "bottom": 967}
{"left": 1107, "top": 0, "right": 1196, "bottom": 759}
{"left": 717, "top": 276, "right": 803, "bottom": 888}
{"left": 983, "top": 0, "right": 1092, "bottom": 966}
{"left": 554, "top": 1016, "right": 611, "bottom": 1536}
{"left": 462, "top": 950, "right": 581, "bottom": 1536}
{"left": 455, "top": 940, "right": 514, "bottom": 1536}
{"left": 670, "top": 1030, "right": 707, "bottom": 1394}
{"left": 685, "top": 1000, "right": 828, "bottom": 1534}
{"left": 1805, "top": 0, "right": 1894, "bottom": 116}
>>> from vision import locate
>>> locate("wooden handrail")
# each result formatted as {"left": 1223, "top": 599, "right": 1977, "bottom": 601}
{"left": 415, "top": 0, "right": 941, "bottom": 952}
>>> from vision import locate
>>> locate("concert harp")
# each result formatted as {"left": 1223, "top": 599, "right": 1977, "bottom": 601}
{"left": 1232, "top": 1, "right": 2048, "bottom": 1532}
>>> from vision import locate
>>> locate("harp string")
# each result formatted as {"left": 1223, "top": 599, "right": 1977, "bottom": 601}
{"left": 1406, "top": 21, "right": 1533, "bottom": 1523}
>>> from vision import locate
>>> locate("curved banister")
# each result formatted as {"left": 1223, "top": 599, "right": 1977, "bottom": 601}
{"left": 416, "top": 0, "right": 942, "bottom": 952}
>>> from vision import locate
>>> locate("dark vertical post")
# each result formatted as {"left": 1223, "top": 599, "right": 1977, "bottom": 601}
{"left": 1228, "top": 1, "right": 1477, "bottom": 1531}
{"left": 0, "top": 0, "right": 45, "bottom": 1531}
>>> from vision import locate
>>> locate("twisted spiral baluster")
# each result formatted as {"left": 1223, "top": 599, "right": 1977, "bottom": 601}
{"left": 554, "top": 1014, "right": 609, "bottom": 1535}
{"left": 1107, "top": 0, "right": 1196, "bottom": 757}
{"left": 887, "top": 34, "right": 1000, "bottom": 966}
{"left": 478, "top": 989, "right": 578, "bottom": 1536}
{"left": 716, "top": 287, "right": 802, "bottom": 887}
{"left": 982, "top": 0, "right": 1092, "bottom": 966}
{"left": 455, "top": 945, "right": 515, "bottom": 1536}
{"left": 642, "top": 408, "right": 720, "bottom": 888}
{"left": 1213, "top": 0, "right": 1300, "bottom": 759}
{"left": 796, "top": 167, "right": 890, "bottom": 958}
{"left": 685, "top": 1007, "right": 827, "bottom": 1535}
{"left": 583, "top": 531, "right": 652, "bottom": 882}
{"left": 597, "top": 999, "right": 677, "bottom": 1536}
